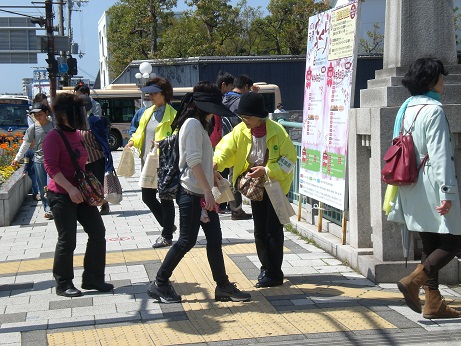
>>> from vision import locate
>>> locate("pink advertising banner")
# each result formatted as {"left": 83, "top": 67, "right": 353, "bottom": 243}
{"left": 299, "top": 1, "right": 360, "bottom": 210}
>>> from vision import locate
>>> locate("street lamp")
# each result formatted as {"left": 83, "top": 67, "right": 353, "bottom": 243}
{"left": 135, "top": 62, "right": 155, "bottom": 107}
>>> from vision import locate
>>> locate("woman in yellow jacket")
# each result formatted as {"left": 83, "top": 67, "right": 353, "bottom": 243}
{"left": 213, "top": 92, "right": 297, "bottom": 288}
{"left": 126, "top": 77, "right": 177, "bottom": 248}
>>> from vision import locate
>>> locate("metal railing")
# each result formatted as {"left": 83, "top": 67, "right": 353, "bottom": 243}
{"left": 280, "top": 118, "right": 342, "bottom": 225}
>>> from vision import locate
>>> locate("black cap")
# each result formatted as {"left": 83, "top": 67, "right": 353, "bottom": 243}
{"left": 236, "top": 93, "right": 268, "bottom": 118}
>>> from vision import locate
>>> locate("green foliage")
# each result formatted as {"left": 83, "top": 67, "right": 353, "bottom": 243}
{"left": 107, "top": 0, "right": 177, "bottom": 79}
{"left": 454, "top": 7, "right": 461, "bottom": 46}
{"left": 358, "top": 22, "right": 384, "bottom": 54}
{"left": 107, "top": 0, "right": 331, "bottom": 77}
{"left": 265, "top": 0, "right": 330, "bottom": 55}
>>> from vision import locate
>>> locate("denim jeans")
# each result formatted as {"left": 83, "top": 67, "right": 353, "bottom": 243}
{"left": 34, "top": 161, "right": 50, "bottom": 212}
{"left": 251, "top": 190, "right": 284, "bottom": 281}
{"left": 156, "top": 186, "right": 229, "bottom": 287}
{"left": 48, "top": 191, "right": 107, "bottom": 286}
{"left": 142, "top": 188, "right": 175, "bottom": 239}
{"left": 26, "top": 165, "right": 39, "bottom": 196}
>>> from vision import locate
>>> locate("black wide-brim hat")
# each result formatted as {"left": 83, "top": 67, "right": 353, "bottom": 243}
{"left": 193, "top": 92, "right": 236, "bottom": 117}
{"left": 236, "top": 92, "right": 268, "bottom": 118}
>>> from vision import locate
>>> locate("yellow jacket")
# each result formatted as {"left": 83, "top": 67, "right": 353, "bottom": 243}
{"left": 214, "top": 119, "right": 297, "bottom": 194}
{"left": 129, "top": 104, "right": 176, "bottom": 158}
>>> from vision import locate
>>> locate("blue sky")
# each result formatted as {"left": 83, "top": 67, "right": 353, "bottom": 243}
{"left": 0, "top": 0, "right": 270, "bottom": 94}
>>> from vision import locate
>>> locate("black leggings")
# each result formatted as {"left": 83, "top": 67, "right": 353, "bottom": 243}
{"left": 419, "top": 232, "right": 461, "bottom": 290}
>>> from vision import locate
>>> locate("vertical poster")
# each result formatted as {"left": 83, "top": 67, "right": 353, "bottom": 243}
{"left": 299, "top": 1, "right": 359, "bottom": 210}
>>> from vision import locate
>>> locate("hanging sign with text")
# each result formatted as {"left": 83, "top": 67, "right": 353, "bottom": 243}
{"left": 299, "top": 1, "right": 360, "bottom": 210}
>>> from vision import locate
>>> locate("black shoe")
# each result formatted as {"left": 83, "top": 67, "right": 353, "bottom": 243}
{"left": 56, "top": 283, "right": 83, "bottom": 297}
{"left": 215, "top": 282, "right": 251, "bottom": 302}
{"left": 100, "top": 203, "right": 110, "bottom": 215}
{"left": 255, "top": 276, "right": 284, "bottom": 288}
{"left": 231, "top": 209, "right": 252, "bottom": 220}
{"left": 147, "top": 281, "right": 181, "bottom": 303}
{"left": 258, "top": 269, "right": 266, "bottom": 281}
{"left": 152, "top": 236, "right": 173, "bottom": 248}
{"left": 81, "top": 281, "right": 114, "bottom": 292}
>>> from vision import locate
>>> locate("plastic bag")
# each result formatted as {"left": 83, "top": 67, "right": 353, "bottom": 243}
{"left": 139, "top": 145, "right": 159, "bottom": 188}
{"left": 104, "top": 170, "right": 123, "bottom": 205}
{"left": 382, "top": 184, "right": 398, "bottom": 215}
{"left": 117, "top": 147, "right": 135, "bottom": 177}
{"left": 212, "top": 178, "right": 234, "bottom": 204}
{"left": 264, "top": 176, "right": 296, "bottom": 225}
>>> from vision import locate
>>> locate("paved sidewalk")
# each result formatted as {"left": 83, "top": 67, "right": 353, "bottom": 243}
{"left": 1, "top": 150, "right": 461, "bottom": 345}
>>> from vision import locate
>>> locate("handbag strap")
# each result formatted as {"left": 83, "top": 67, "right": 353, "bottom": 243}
{"left": 401, "top": 105, "right": 429, "bottom": 170}
{"left": 54, "top": 129, "right": 82, "bottom": 173}
{"left": 401, "top": 104, "right": 427, "bottom": 135}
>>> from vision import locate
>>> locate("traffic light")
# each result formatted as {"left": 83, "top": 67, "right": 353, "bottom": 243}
{"left": 67, "top": 57, "right": 78, "bottom": 76}
{"left": 46, "top": 57, "right": 58, "bottom": 74}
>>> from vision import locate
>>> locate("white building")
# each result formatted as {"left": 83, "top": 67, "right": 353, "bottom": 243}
{"left": 98, "top": 12, "right": 110, "bottom": 89}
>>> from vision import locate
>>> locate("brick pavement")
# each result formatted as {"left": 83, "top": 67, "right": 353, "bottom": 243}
{"left": 1, "top": 150, "right": 461, "bottom": 345}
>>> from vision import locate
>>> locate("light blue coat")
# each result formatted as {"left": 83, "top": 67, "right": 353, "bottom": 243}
{"left": 388, "top": 95, "right": 461, "bottom": 234}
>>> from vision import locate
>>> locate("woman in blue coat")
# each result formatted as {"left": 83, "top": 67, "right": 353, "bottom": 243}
{"left": 388, "top": 58, "right": 461, "bottom": 319}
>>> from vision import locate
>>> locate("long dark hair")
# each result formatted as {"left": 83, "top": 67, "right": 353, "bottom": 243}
{"left": 171, "top": 81, "right": 218, "bottom": 132}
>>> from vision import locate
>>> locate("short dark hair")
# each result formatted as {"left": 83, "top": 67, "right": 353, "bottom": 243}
{"left": 33, "top": 93, "right": 48, "bottom": 104}
{"left": 401, "top": 58, "right": 448, "bottom": 95}
{"left": 233, "top": 74, "right": 253, "bottom": 89}
{"left": 216, "top": 70, "right": 234, "bottom": 88}
{"left": 145, "top": 77, "right": 173, "bottom": 103}
{"left": 74, "top": 83, "right": 90, "bottom": 95}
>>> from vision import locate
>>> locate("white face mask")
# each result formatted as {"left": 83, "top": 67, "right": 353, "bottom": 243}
{"left": 143, "top": 100, "right": 152, "bottom": 108}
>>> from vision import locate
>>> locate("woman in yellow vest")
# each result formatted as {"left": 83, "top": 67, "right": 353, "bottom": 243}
{"left": 126, "top": 77, "right": 177, "bottom": 248}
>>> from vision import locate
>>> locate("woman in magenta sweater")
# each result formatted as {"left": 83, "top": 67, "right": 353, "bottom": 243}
{"left": 43, "top": 93, "right": 112, "bottom": 298}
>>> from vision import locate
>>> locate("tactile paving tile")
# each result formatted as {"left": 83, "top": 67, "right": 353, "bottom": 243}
{"left": 0, "top": 261, "right": 21, "bottom": 275}
{"left": 322, "top": 306, "right": 397, "bottom": 330}
{"left": 46, "top": 244, "right": 397, "bottom": 345}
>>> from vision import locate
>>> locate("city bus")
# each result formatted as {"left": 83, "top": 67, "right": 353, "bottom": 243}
{"left": 0, "top": 95, "right": 30, "bottom": 136}
{"left": 63, "top": 83, "right": 281, "bottom": 150}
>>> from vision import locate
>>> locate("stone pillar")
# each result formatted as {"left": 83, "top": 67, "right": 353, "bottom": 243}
{"left": 384, "top": 0, "right": 457, "bottom": 68}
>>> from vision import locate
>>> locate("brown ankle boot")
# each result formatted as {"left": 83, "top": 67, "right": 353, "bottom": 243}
{"left": 423, "top": 286, "right": 461, "bottom": 319}
{"left": 397, "top": 264, "right": 428, "bottom": 313}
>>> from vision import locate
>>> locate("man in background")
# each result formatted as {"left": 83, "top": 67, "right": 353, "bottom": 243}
{"left": 74, "top": 83, "right": 102, "bottom": 117}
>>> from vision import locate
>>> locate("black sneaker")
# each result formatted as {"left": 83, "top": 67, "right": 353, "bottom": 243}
{"left": 152, "top": 236, "right": 173, "bottom": 248}
{"left": 215, "top": 282, "right": 251, "bottom": 302}
{"left": 231, "top": 209, "right": 252, "bottom": 220}
{"left": 147, "top": 281, "right": 181, "bottom": 303}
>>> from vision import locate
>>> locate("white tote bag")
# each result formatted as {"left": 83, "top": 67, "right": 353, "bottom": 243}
{"left": 264, "top": 175, "right": 296, "bottom": 225}
{"left": 117, "top": 147, "right": 135, "bottom": 177}
{"left": 139, "top": 145, "right": 159, "bottom": 188}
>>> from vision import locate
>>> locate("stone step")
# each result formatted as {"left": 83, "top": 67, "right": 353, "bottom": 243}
{"left": 360, "top": 84, "right": 461, "bottom": 108}
{"left": 367, "top": 72, "right": 461, "bottom": 89}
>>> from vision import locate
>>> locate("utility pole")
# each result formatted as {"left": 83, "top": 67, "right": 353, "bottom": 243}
{"left": 45, "top": 0, "right": 57, "bottom": 99}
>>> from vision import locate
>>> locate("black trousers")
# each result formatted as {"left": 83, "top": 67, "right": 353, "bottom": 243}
{"left": 156, "top": 186, "right": 229, "bottom": 287}
{"left": 48, "top": 191, "right": 107, "bottom": 286}
{"left": 251, "top": 190, "right": 284, "bottom": 281}
{"left": 419, "top": 232, "right": 461, "bottom": 290}
{"left": 141, "top": 188, "right": 175, "bottom": 239}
